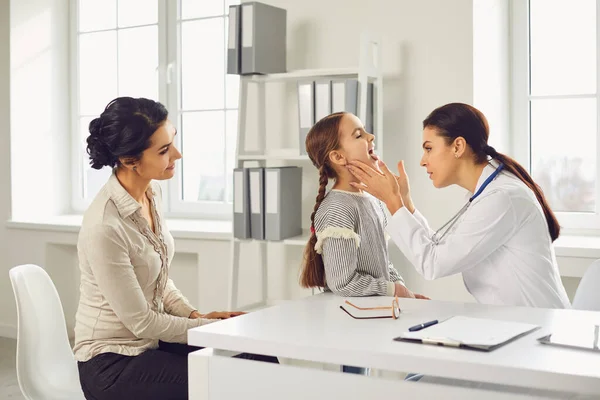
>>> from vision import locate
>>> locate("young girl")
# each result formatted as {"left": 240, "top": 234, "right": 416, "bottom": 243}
{"left": 300, "top": 112, "right": 427, "bottom": 375}
{"left": 300, "top": 111, "right": 428, "bottom": 300}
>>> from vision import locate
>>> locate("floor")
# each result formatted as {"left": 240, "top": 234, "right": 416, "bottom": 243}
{"left": 0, "top": 337, "right": 24, "bottom": 399}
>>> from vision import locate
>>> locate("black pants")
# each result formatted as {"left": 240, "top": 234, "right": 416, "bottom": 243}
{"left": 78, "top": 341, "right": 279, "bottom": 400}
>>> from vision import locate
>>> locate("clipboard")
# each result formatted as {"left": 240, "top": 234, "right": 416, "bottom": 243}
{"left": 538, "top": 324, "right": 600, "bottom": 352}
{"left": 393, "top": 316, "right": 540, "bottom": 352}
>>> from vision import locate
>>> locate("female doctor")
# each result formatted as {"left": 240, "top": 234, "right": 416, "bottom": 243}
{"left": 347, "top": 103, "right": 570, "bottom": 309}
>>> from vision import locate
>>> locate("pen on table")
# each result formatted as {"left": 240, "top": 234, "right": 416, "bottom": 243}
{"left": 408, "top": 319, "right": 439, "bottom": 332}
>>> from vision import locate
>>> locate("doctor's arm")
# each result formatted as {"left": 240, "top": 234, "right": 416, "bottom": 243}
{"left": 387, "top": 190, "right": 517, "bottom": 280}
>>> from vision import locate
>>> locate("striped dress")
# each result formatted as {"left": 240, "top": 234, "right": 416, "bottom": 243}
{"left": 314, "top": 189, "right": 405, "bottom": 297}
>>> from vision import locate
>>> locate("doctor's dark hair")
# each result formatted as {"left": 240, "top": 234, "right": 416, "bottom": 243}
{"left": 86, "top": 97, "right": 169, "bottom": 169}
{"left": 300, "top": 112, "right": 346, "bottom": 289}
{"left": 423, "top": 103, "right": 560, "bottom": 242}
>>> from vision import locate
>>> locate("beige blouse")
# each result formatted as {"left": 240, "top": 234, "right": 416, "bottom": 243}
{"left": 73, "top": 172, "right": 214, "bottom": 362}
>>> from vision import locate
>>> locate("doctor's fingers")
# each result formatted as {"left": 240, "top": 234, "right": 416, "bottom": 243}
{"left": 397, "top": 160, "right": 408, "bottom": 177}
{"left": 347, "top": 164, "right": 372, "bottom": 182}
{"left": 347, "top": 160, "right": 383, "bottom": 177}
{"left": 376, "top": 159, "right": 395, "bottom": 178}
{"left": 395, "top": 161, "right": 411, "bottom": 188}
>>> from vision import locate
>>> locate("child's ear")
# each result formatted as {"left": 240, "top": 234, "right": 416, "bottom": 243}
{"left": 328, "top": 150, "right": 346, "bottom": 167}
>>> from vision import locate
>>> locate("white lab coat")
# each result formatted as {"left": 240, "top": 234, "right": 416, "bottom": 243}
{"left": 388, "top": 163, "right": 571, "bottom": 309}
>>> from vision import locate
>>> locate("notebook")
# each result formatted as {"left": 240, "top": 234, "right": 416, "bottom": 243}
{"left": 394, "top": 316, "right": 540, "bottom": 351}
{"left": 537, "top": 324, "right": 600, "bottom": 352}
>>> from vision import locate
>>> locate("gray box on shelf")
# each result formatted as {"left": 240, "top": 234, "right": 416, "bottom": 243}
{"left": 249, "top": 167, "right": 265, "bottom": 240}
{"left": 227, "top": 5, "right": 241, "bottom": 74}
{"left": 240, "top": 2, "right": 287, "bottom": 75}
{"left": 233, "top": 168, "right": 251, "bottom": 239}
{"left": 298, "top": 81, "right": 315, "bottom": 155}
{"left": 264, "top": 167, "right": 303, "bottom": 241}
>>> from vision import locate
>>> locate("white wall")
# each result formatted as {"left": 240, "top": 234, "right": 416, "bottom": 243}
{"left": 1, "top": 0, "right": 71, "bottom": 335}
{"left": 10, "top": 0, "right": 70, "bottom": 221}
{"left": 0, "top": 0, "right": 583, "bottom": 338}
{"left": 473, "top": 0, "right": 510, "bottom": 154}
{"left": 0, "top": 0, "right": 13, "bottom": 337}
{"left": 0, "top": 0, "right": 476, "bottom": 336}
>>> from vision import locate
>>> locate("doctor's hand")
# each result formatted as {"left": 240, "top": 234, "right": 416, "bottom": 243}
{"left": 347, "top": 159, "right": 403, "bottom": 214}
{"left": 395, "top": 161, "right": 415, "bottom": 214}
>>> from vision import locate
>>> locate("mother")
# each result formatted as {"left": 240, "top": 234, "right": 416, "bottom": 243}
{"left": 73, "top": 97, "right": 277, "bottom": 400}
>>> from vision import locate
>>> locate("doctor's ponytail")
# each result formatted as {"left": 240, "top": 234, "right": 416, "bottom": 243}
{"left": 484, "top": 147, "right": 560, "bottom": 241}
{"left": 424, "top": 103, "right": 560, "bottom": 242}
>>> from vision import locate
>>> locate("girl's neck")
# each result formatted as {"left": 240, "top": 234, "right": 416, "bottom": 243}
{"left": 331, "top": 169, "right": 362, "bottom": 193}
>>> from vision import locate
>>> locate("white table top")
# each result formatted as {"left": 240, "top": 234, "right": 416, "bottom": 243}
{"left": 189, "top": 294, "right": 600, "bottom": 395}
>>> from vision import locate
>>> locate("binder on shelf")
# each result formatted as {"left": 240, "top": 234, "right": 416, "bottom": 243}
{"left": 240, "top": 2, "right": 287, "bottom": 75}
{"left": 227, "top": 5, "right": 241, "bottom": 75}
{"left": 233, "top": 168, "right": 251, "bottom": 239}
{"left": 331, "top": 79, "right": 358, "bottom": 115}
{"left": 298, "top": 81, "right": 315, "bottom": 155}
{"left": 249, "top": 167, "right": 265, "bottom": 240}
{"left": 265, "top": 167, "right": 303, "bottom": 241}
{"left": 365, "top": 82, "right": 374, "bottom": 134}
{"left": 314, "top": 80, "right": 332, "bottom": 121}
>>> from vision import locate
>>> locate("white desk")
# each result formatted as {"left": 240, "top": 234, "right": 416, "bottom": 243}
{"left": 188, "top": 294, "right": 600, "bottom": 399}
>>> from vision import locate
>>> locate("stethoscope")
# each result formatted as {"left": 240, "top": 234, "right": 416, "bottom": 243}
{"left": 431, "top": 164, "right": 505, "bottom": 245}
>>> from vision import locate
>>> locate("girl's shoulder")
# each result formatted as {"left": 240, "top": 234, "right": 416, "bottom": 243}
{"left": 314, "top": 190, "right": 362, "bottom": 229}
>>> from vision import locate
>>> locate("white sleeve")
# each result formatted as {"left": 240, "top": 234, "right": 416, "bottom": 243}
{"left": 387, "top": 190, "right": 516, "bottom": 280}
{"left": 411, "top": 208, "right": 435, "bottom": 236}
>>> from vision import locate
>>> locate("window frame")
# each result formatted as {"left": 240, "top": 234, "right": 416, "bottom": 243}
{"left": 165, "top": 0, "right": 236, "bottom": 218}
{"left": 70, "top": 0, "right": 236, "bottom": 220}
{"left": 510, "top": 0, "right": 600, "bottom": 233}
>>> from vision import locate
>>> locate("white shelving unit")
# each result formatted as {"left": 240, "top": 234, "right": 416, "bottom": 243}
{"left": 247, "top": 67, "right": 361, "bottom": 82}
{"left": 228, "top": 33, "right": 384, "bottom": 310}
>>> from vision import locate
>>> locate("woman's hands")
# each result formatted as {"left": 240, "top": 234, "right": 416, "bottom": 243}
{"left": 347, "top": 159, "right": 410, "bottom": 215}
{"left": 189, "top": 310, "right": 246, "bottom": 320}
{"left": 394, "top": 161, "right": 415, "bottom": 214}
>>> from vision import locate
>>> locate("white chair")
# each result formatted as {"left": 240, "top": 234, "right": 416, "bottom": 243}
{"left": 572, "top": 259, "right": 600, "bottom": 311}
{"left": 9, "top": 264, "right": 85, "bottom": 400}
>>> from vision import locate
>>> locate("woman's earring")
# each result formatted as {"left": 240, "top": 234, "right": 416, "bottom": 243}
{"left": 133, "top": 166, "right": 137, "bottom": 171}
{"left": 454, "top": 154, "right": 458, "bottom": 158}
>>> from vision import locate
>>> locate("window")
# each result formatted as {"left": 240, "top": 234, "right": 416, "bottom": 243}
{"left": 168, "top": 0, "right": 240, "bottom": 216}
{"left": 72, "top": 0, "right": 239, "bottom": 218}
{"left": 512, "top": 0, "right": 599, "bottom": 230}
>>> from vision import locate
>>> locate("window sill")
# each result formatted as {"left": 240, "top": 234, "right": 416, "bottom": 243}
{"left": 5, "top": 215, "right": 233, "bottom": 241}
{"left": 6, "top": 217, "right": 600, "bottom": 258}
{"left": 553, "top": 235, "right": 600, "bottom": 259}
